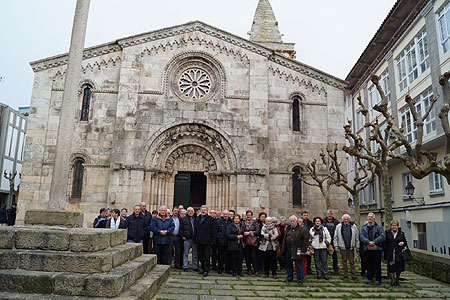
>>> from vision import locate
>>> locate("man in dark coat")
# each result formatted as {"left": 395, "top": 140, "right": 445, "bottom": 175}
{"left": 180, "top": 207, "right": 198, "bottom": 271}
{"left": 122, "top": 205, "right": 146, "bottom": 243}
{"left": 150, "top": 205, "right": 175, "bottom": 265}
{"left": 281, "top": 215, "right": 309, "bottom": 285}
{"left": 194, "top": 205, "right": 217, "bottom": 276}
{"left": 6, "top": 204, "right": 16, "bottom": 226}
{"left": 301, "top": 211, "right": 314, "bottom": 274}
{"left": 323, "top": 209, "right": 340, "bottom": 273}
{"left": 140, "top": 202, "right": 152, "bottom": 254}
{"left": 216, "top": 209, "right": 231, "bottom": 274}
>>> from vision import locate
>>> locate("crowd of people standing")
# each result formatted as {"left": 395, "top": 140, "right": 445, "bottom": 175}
{"left": 93, "top": 204, "right": 410, "bottom": 286}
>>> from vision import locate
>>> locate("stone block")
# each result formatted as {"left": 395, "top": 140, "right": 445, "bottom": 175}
{"left": 0, "top": 250, "right": 19, "bottom": 270}
{"left": 0, "top": 270, "right": 55, "bottom": 294}
{"left": 0, "top": 228, "right": 15, "bottom": 249}
{"left": 25, "top": 210, "right": 83, "bottom": 228}
{"left": 15, "top": 229, "right": 70, "bottom": 251}
{"left": 110, "top": 229, "right": 127, "bottom": 247}
{"left": 69, "top": 230, "right": 110, "bottom": 252}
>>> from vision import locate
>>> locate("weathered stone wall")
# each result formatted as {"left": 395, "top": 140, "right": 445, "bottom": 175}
{"left": 18, "top": 23, "right": 346, "bottom": 226}
{"left": 407, "top": 248, "right": 450, "bottom": 283}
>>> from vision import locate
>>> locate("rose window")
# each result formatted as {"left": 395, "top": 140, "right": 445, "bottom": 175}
{"left": 178, "top": 68, "right": 211, "bottom": 100}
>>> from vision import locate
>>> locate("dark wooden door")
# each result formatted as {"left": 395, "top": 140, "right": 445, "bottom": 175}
{"left": 173, "top": 173, "right": 191, "bottom": 208}
{"left": 190, "top": 173, "right": 207, "bottom": 209}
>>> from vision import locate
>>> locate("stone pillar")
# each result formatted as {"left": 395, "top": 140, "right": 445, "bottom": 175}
{"left": 48, "top": 0, "right": 91, "bottom": 210}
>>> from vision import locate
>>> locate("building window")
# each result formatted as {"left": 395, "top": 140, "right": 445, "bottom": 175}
{"left": 402, "top": 172, "right": 412, "bottom": 199}
{"left": 400, "top": 88, "right": 435, "bottom": 142}
{"left": 429, "top": 171, "right": 444, "bottom": 195}
{"left": 71, "top": 159, "right": 84, "bottom": 199}
{"left": 359, "top": 187, "right": 366, "bottom": 205}
{"left": 368, "top": 179, "right": 376, "bottom": 205}
{"left": 369, "top": 70, "right": 390, "bottom": 116}
{"left": 438, "top": 2, "right": 450, "bottom": 53}
{"left": 292, "top": 97, "right": 300, "bottom": 132}
{"left": 80, "top": 85, "right": 92, "bottom": 121}
{"left": 292, "top": 167, "right": 302, "bottom": 206}
{"left": 396, "top": 29, "right": 429, "bottom": 92}
{"left": 356, "top": 107, "right": 364, "bottom": 131}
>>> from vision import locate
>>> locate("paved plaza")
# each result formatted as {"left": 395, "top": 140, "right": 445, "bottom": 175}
{"left": 153, "top": 263, "right": 450, "bottom": 300}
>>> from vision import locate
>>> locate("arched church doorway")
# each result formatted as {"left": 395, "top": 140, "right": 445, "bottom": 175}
{"left": 173, "top": 172, "right": 207, "bottom": 209}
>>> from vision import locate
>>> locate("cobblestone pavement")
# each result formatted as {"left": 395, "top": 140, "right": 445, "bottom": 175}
{"left": 152, "top": 261, "right": 450, "bottom": 300}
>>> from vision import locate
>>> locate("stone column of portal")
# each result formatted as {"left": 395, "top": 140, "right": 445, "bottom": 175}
{"left": 48, "top": 0, "right": 91, "bottom": 210}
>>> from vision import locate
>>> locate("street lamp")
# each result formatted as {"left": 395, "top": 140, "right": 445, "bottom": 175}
{"left": 405, "top": 181, "right": 425, "bottom": 205}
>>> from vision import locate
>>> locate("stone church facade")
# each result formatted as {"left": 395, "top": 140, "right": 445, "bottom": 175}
{"left": 18, "top": 0, "right": 347, "bottom": 226}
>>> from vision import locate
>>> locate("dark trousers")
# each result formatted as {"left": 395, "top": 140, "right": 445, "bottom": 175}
{"left": 263, "top": 250, "right": 277, "bottom": 276}
{"left": 366, "top": 250, "right": 382, "bottom": 282}
{"left": 153, "top": 244, "right": 170, "bottom": 265}
{"left": 257, "top": 249, "right": 265, "bottom": 272}
{"left": 332, "top": 249, "right": 339, "bottom": 272}
{"left": 277, "top": 253, "right": 286, "bottom": 270}
{"left": 314, "top": 248, "right": 329, "bottom": 276}
{"left": 244, "top": 245, "right": 258, "bottom": 273}
{"left": 360, "top": 250, "right": 367, "bottom": 275}
{"left": 211, "top": 245, "right": 217, "bottom": 269}
{"left": 285, "top": 249, "right": 304, "bottom": 283}
{"left": 229, "top": 249, "right": 243, "bottom": 274}
{"left": 170, "top": 235, "right": 183, "bottom": 268}
{"left": 217, "top": 245, "right": 227, "bottom": 272}
{"left": 306, "top": 255, "right": 312, "bottom": 273}
{"left": 143, "top": 236, "right": 150, "bottom": 254}
{"left": 198, "top": 244, "right": 211, "bottom": 273}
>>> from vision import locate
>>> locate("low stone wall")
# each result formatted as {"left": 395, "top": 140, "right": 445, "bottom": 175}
{"left": 407, "top": 248, "right": 450, "bottom": 283}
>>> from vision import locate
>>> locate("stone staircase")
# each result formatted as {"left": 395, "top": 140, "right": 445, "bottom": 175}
{"left": 0, "top": 226, "right": 170, "bottom": 300}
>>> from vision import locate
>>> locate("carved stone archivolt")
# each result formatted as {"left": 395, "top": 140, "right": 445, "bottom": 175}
{"left": 145, "top": 123, "right": 237, "bottom": 172}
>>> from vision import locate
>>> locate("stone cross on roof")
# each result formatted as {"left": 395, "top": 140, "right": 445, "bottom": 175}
{"left": 248, "top": 0, "right": 296, "bottom": 58}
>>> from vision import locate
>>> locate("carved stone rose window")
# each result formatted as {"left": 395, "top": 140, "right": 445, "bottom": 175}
{"left": 178, "top": 68, "right": 211, "bottom": 100}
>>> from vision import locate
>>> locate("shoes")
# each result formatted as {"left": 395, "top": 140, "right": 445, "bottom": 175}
{"left": 364, "top": 280, "right": 371, "bottom": 284}
{"left": 273, "top": 275, "right": 277, "bottom": 279}
{"left": 254, "top": 272, "right": 259, "bottom": 276}
{"left": 193, "top": 268, "right": 199, "bottom": 272}
{"left": 218, "top": 270, "right": 222, "bottom": 274}
{"left": 317, "top": 274, "right": 322, "bottom": 280}
{"left": 232, "top": 271, "right": 237, "bottom": 277}
{"left": 342, "top": 275, "right": 349, "bottom": 280}
{"left": 324, "top": 275, "right": 329, "bottom": 280}
{"left": 198, "top": 270, "right": 203, "bottom": 274}
{"left": 395, "top": 280, "right": 399, "bottom": 286}
{"left": 237, "top": 272, "right": 242, "bottom": 277}
{"left": 226, "top": 270, "right": 232, "bottom": 274}
{"left": 306, "top": 270, "right": 313, "bottom": 275}
{"left": 183, "top": 268, "right": 188, "bottom": 272}
{"left": 351, "top": 276, "right": 359, "bottom": 281}
{"left": 283, "top": 278, "right": 293, "bottom": 282}
{"left": 361, "top": 271, "right": 366, "bottom": 277}
{"left": 247, "top": 271, "right": 252, "bottom": 275}
{"left": 297, "top": 281, "right": 303, "bottom": 285}
{"left": 375, "top": 281, "right": 381, "bottom": 286}
{"left": 203, "top": 272, "right": 209, "bottom": 277}
{"left": 390, "top": 280, "right": 395, "bottom": 287}
{"left": 263, "top": 274, "right": 268, "bottom": 278}
{"left": 334, "top": 269, "right": 339, "bottom": 274}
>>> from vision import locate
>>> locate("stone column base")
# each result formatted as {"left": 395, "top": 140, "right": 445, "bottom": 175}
{"left": 24, "top": 210, "right": 84, "bottom": 228}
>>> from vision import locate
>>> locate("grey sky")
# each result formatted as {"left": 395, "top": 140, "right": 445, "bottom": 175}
{"left": 0, "top": 0, "right": 396, "bottom": 109}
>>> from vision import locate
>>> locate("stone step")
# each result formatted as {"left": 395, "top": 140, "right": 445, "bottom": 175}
{"left": 0, "top": 243, "right": 143, "bottom": 273}
{"left": 0, "top": 226, "right": 127, "bottom": 252}
{"left": 0, "top": 264, "right": 170, "bottom": 300}
{"left": 0, "top": 254, "right": 157, "bottom": 297}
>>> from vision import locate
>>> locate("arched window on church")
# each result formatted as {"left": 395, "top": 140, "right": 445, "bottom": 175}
{"left": 80, "top": 85, "right": 92, "bottom": 121}
{"left": 292, "top": 97, "right": 301, "bottom": 132}
{"left": 71, "top": 159, "right": 84, "bottom": 199}
{"left": 292, "top": 167, "right": 302, "bottom": 206}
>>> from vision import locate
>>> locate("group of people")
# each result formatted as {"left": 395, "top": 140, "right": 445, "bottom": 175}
{"left": 0, "top": 203, "right": 17, "bottom": 226}
{"left": 93, "top": 204, "right": 409, "bottom": 286}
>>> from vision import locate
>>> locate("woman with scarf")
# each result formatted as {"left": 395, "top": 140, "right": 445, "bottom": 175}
{"left": 227, "top": 214, "right": 244, "bottom": 276}
{"left": 385, "top": 219, "right": 408, "bottom": 286}
{"left": 259, "top": 217, "right": 279, "bottom": 278}
{"left": 309, "top": 217, "right": 331, "bottom": 280}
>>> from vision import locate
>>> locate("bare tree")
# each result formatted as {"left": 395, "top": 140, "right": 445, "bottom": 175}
{"left": 3, "top": 171, "right": 20, "bottom": 206}
{"left": 326, "top": 144, "right": 375, "bottom": 229}
{"left": 299, "top": 150, "right": 334, "bottom": 210}
{"left": 369, "top": 73, "right": 450, "bottom": 184}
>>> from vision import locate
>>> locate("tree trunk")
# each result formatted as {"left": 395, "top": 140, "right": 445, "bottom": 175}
{"left": 380, "top": 166, "right": 393, "bottom": 229}
{"left": 352, "top": 192, "right": 361, "bottom": 230}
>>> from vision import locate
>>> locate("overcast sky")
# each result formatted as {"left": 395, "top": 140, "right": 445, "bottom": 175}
{"left": 0, "top": 0, "right": 396, "bottom": 109}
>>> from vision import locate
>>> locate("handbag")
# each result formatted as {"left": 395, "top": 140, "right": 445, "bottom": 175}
{"left": 401, "top": 246, "right": 412, "bottom": 262}
{"left": 246, "top": 235, "right": 258, "bottom": 247}
{"left": 367, "top": 244, "right": 377, "bottom": 251}
{"left": 325, "top": 241, "right": 334, "bottom": 255}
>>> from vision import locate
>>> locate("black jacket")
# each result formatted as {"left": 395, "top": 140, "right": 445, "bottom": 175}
{"left": 194, "top": 214, "right": 217, "bottom": 245}
{"left": 281, "top": 224, "right": 309, "bottom": 260}
{"left": 302, "top": 218, "right": 314, "bottom": 230}
{"left": 323, "top": 217, "right": 340, "bottom": 239}
{"left": 384, "top": 229, "right": 408, "bottom": 262}
{"left": 226, "top": 222, "right": 243, "bottom": 251}
{"left": 180, "top": 216, "right": 196, "bottom": 240}
{"left": 122, "top": 213, "right": 145, "bottom": 242}
{"left": 216, "top": 217, "right": 231, "bottom": 246}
